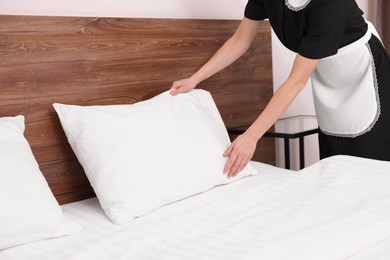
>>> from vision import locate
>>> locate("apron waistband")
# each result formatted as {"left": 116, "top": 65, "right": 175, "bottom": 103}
{"left": 321, "top": 21, "right": 381, "bottom": 61}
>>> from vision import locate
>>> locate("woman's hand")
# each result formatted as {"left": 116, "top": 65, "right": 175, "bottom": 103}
{"left": 170, "top": 77, "right": 199, "bottom": 96}
{"left": 223, "top": 132, "right": 258, "bottom": 178}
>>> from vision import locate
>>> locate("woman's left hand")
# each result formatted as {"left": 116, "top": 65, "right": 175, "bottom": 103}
{"left": 223, "top": 132, "right": 257, "bottom": 178}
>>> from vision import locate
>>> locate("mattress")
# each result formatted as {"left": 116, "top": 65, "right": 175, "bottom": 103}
{"left": 1, "top": 155, "right": 390, "bottom": 260}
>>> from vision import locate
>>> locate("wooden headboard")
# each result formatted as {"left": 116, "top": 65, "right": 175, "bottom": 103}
{"left": 0, "top": 15, "right": 273, "bottom": 204}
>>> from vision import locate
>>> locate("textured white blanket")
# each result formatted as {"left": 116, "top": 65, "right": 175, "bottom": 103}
{"left": 1, "top": 155, "right": 390, "bottom": 260}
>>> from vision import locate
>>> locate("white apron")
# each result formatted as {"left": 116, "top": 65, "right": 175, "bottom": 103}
{"left": 311, "top": 21, "right": 382, "bottom": 138}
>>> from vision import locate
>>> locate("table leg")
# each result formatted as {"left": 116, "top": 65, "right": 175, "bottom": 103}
{"left": 299, "top": 136, "right": 305, "bottom": 169}
{"left": 284, "top": 138, "right": 290, "bottom": 169}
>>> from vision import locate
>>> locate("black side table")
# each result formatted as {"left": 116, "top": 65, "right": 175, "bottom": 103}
{"left": 228, "top": 115, "right": 319, "bottom": 170}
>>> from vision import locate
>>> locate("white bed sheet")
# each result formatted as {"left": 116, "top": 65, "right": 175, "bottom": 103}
{"left": 1, "top": 155, "right": 390, "bottom": 260}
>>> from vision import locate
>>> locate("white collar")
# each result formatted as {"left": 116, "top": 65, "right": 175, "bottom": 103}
{"left": 285, "top": 0, "right": 312, "bottom": 11}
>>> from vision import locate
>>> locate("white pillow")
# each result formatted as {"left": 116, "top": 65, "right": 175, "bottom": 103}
{"left": 0, "top": 116, "right": 82, "bottom": 250}
{"left": 54, "top": 90, "right": 256, "bottom": 224}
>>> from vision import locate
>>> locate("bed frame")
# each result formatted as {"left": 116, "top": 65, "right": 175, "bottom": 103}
{"left": 0, "top": 15, "right": 273, "bottom": 205}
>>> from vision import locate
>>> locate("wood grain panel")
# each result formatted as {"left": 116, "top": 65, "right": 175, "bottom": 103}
{"left": 0, "top": 15, "right": 274, "bottom": 204}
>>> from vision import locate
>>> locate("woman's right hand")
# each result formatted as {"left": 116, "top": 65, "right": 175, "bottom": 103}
{"left": 170, "top": 77, "right": 199, "bottom": 96}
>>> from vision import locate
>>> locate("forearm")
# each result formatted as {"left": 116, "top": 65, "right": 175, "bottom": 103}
{"left": 245, "top": 54, "right": 319, "bottom": 142}
{"left": 223, "top": 54, "right": 319, "bottom": 177}
{"left": 191, "top": 36, "right": 252, "bottom": 84}
{"left": 246, "top": 80, "right": 306, "bottom": 141}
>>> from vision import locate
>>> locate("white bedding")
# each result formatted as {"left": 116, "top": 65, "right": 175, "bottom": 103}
{"left": 1, "top": 155, "right": 390, "bottom": 260}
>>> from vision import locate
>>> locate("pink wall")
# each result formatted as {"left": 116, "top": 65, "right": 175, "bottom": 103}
{"left": 1, "top": 0, "right": 247, "bottom": 19}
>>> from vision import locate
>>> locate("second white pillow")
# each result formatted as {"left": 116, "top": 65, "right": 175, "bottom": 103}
{"left": 0, "top": 116, "right": 82, "bottom": 250}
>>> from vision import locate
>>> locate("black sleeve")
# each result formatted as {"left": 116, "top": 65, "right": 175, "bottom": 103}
{"left": 244, "top": 0, "right": 268, "bottom": 21}
{"left": 298, "top": 0, "right": 349, "bottom": 59}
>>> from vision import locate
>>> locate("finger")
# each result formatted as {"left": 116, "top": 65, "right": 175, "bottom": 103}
{"left": 224, "top": 153, "right": 237, "bottom": 175}
{"left": 170, "top": 86, "right": 184, "bottom": 96}
{"left": 232, "top": 158, "right": 250, "bottom": 178}
{"left": 223, "top": 144, "right": 234, "bottom": 157}
{"left": 170, "top": 81, "right": 184, "bottom": 95}
{"left": 170, "top": 80, "right": 183, "bottom": 90}
{"left": 231, "top": 154, "right": 252, "bottom": 178}
{"left": 170, "top": 88, "right": 179, "bottom": 96}
{"left": 228, "top": 157, "right": 243, "bottom": 178}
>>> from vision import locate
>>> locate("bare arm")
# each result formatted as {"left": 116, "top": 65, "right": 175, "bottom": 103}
{"left": 225, "top": 54, "right": 320, "bottom": 177}
{"left": 170, "top": 18, "right": 262, "bottom": 95}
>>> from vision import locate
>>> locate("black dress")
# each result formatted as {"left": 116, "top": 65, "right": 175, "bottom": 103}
{"left": 245, "top": 0, "right": 390, "bottom": 161}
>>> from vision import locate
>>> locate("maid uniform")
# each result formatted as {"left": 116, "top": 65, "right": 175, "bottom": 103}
{"left": 245, "top": 0, "right": 390, "bottom": 161}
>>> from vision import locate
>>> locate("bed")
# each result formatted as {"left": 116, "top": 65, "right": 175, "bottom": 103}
{"left": 1, "top": 15, "right": 390, "bottom": 260}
